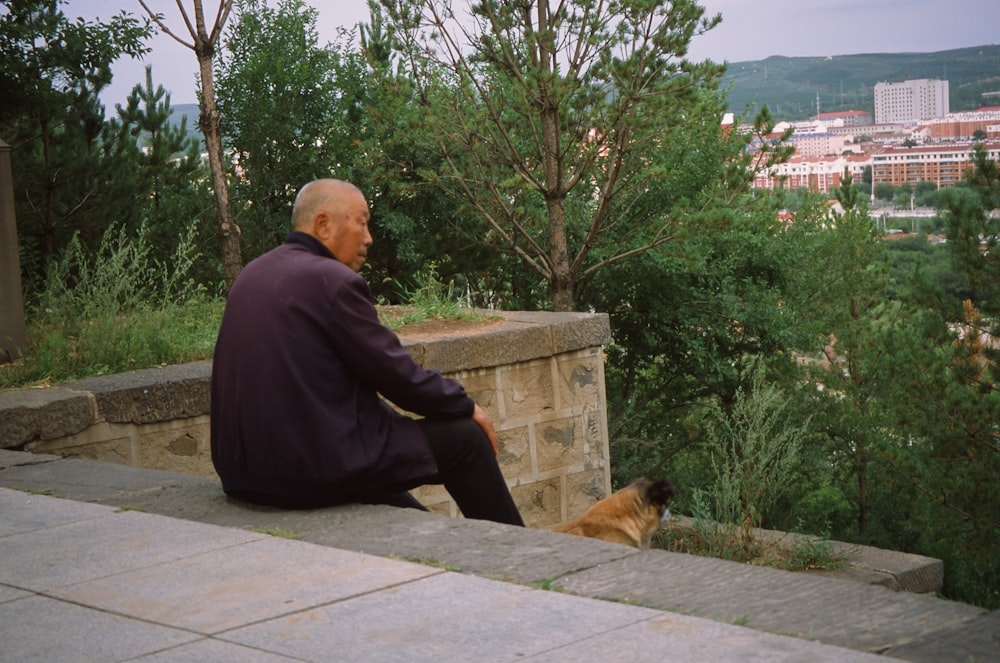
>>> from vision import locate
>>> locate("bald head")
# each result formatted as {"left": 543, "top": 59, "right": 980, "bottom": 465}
{"left": 292, "top": 179, "right": 364, "bottom": 230}
{"left": 291, "top": 179, "right": 372, "bottom": 272}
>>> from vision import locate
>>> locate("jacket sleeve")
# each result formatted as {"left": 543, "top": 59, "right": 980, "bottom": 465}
{"left": 326, "top": 274, "right": 475, "bottom": 419}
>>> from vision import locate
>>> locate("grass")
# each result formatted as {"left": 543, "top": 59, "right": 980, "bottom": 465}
{"left": 249, "top": 527, "right": 302, "bottom": 540}
{"left": 653, "top": 522, "right": 847, "bottom": 573}
{"left": 0, "top": 233, "right": 485, "bottom": 392}
{"left": 0, "top": 299, "right": 224, "bottom": 390}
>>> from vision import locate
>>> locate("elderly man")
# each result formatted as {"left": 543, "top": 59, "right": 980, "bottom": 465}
{"left": 210, "top": 179, "right": 523, "bottom": 525}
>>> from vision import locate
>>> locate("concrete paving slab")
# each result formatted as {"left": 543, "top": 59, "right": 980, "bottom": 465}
{"left": 52, "top": 536, "right": 442, "bottom": 634}
{"left": 555, "top": 549, "right": 986, "bottom": 654}
{"left": 0, "top": 448, "right": 60, "bottom": 469}
{"left": 0, "top": 485, "right": 113, "bottom": 536}
{"left": 0, "top": 456, "right": 209, "bottom": 503}
{"left": 0, "top": 583, "right": 31, "bottom": 603}
{"left": 16, "top": 464, "right": 645, "bottom": 587}
{"left": 0, "top": 499, "right": 264, "bottom": 591}
{"left": 882, "top": 609, "right": 1000, "bottom": 663}
{"left": 0, "top": 594, "right": 198, "bottom": 663}
{"left": 220, "top": 570, "right": 664, "bottom": 663}
{"left": 290, "top": 505, "right": 642, "bottom": 584}
{"left": 2, "top": 454, "right": 994, "bottom": 663}
{"left": 129, "top": 638, "right": 303, "bottom": 662}
{"left": 515, "top": 611, "right": 894, "bottom": 663}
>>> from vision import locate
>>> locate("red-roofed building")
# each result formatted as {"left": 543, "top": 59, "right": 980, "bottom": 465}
{"left": 870, "top": 140, "right": 1000, "bottom": 187}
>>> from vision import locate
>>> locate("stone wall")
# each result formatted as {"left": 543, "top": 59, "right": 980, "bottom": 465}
{"left": 0, "top": 311, "right": 612, "bottom": 528}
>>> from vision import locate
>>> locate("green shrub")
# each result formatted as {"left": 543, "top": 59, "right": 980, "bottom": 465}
{"left": 1, "top": 221, "right": 220, "bottom": 389}
{"left": 700, "top": 373, "right": 805, "bottom": 545}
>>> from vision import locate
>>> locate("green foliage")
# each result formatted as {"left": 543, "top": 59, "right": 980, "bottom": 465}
{"left": 378, "top": 0, "right": 736, "bottom": 310}
{"left": 0, "top": 235, "right": 479, "bottom": 390}
{"left": 657, "top": 497, "right": 846, "bottom": 572}
{"left": 377, "top": 263, "right": 484, "bottom": 328}
{"left": 884, "top": 236, "right": 971, "bottom": 308}
{"left": 597, "top": 196, "right": 806, "bottom": 488}
{"left": 216, "top": 0, "right": 347, "bottom": 257}
{"left": 1, "top": 0, "right": 152, "bottom": 291}
{"left": 697, "top": 374, "right": 804, "bottom": 542}
{"left": 941, "top": 144, "right": 1000, "bottom": 314}
{"left": 0, "top": 221, "right": 219, "bottom": 389}
{"left": 784, "top": 532, "right": 845, "bottom": 572}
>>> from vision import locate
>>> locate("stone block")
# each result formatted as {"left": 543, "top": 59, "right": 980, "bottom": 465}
{"left": 564, "top": 468, "right": 610, "bottom": 520}
{"left": 512, "top": 476, "right": 560, "bottom": 529}
{"left": 535, "top": 416, "right": 584, "bottom": 472}
{"left": 449, "top": 368, "right": 500, "bottom": 420}
{"left": 62, "top": 360, "right": 211, "bottom": 424}
{"left": 0, "top": 386, "right": 95, "bottom": 447}
{"left": 28, "top": 422, "right": 134, "bottom": 465}
{"left": 0, "top": 312, "right": 614, "bottom": 528}
{"left": 497, "top": 425, "right": 532, "bottom": 477}
{"left": 554, "top": 349, "right": 604, "bottom": 409}
{"left": 498, "top": 360, "right": 555, "bottom": 420}
{"left": 135, "top": 416, "right": 213, "bottom": 478}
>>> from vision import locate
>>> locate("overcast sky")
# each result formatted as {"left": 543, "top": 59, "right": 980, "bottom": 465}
{"left": 65, "top": 0, "right": 1000, "bottom": 106}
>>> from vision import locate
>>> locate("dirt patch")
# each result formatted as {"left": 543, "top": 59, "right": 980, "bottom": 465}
{"left": 378, "top": 307, "right": 504, "bottom": 338}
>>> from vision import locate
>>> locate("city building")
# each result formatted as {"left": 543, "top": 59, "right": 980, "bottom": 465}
{"left": 811, "top": 110, "right": 873, "bottom": 127}
{"left": 751, "top": 153, "right": 869, "bottom": 193}
{"left": 874, "top": 78, "right": 949, "bottom": 124}
{"left": 870, "top": 140, "right": 1000, "bottom": 187}
{"left": 916, "top": 107, "right": 1000, "bottom": 141}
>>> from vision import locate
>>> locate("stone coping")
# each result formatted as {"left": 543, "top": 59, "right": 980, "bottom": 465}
{"left": 668, "top": 516, "right": 943, "bottom": 595}
{"left": 0, "top": 449, "right": 990, "bottom": 663}
{"left": 0, "top": 310, "right": 611, "bottom": 449}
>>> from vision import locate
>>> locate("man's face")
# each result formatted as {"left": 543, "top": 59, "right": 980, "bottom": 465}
{"left": 326, "top": 191, "right": 372, "bottom": 272}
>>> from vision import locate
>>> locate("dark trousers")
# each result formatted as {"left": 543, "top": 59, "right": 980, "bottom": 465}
{"left": 409, "top": 417, "right": 524, "bottom": 526}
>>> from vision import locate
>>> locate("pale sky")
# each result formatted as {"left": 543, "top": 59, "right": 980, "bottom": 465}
{"left": 64, "top": 0, "right": 1000, "bottom": 106}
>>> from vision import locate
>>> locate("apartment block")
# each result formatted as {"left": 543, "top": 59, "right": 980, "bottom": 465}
{"left": 812, "top": 110, "right": 873, "bottom": 127}
{"left": 752, "top": 153, "right": 868, "bottom": 193}
{"left": 874, "top": 79, "right": 949, "bottom": 124}
{"left": 870, "top": 140, "right": 1000, "bottom": 187}
{"left": 917, "top": 107, "right": 1000, "bottom": 140}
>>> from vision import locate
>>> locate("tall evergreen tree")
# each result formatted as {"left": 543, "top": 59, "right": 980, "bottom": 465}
{"left": 0, "top": 0, "right": 150, "bottom": 291}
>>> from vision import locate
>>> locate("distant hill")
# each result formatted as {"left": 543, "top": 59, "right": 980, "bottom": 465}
{"left": 719, "top": 45, "right": 1000, "bottom": 120}
{"left": 169, "top": 103, "right": 201, "bottom": 131}
{"left": 166, "top": 103, "right": 203, "bottom": 148}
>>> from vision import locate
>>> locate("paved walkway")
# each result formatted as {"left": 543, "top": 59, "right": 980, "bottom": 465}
{"left": 1, "top": 450, "right": 997, "bottom": 662}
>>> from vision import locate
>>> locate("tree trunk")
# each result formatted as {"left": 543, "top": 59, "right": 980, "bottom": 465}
{"left": 193, "top": 6, "right": 242, "bottom": 292}
{"left": 857, "top": 456, "right": 868, "bottom": 533}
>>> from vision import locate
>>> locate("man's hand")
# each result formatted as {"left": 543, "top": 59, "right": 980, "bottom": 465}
{"left": 471, "top": 403, "right": 499, "bottom": 455}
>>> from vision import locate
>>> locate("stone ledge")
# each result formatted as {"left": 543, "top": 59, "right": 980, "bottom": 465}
{"left": 0, "top": 386, "right": 97, "bottom": 447}
{"left": 0, "top": 310, "right": 612, "bottom": 449}
{"left": 0, "top": 449, "right": 989, "bottom": 663}
{"left": 668, "top": 516, "right": 943, "bottom": 595}
{"left": 401, "top": 310, "right": 611, "bottom": 373}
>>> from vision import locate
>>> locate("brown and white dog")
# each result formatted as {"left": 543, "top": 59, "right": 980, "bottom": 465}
{"left": 555, "top": 478, "right": 674, "bottom": 549}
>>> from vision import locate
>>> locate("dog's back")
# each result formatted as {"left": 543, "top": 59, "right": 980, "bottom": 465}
{"left": 555, "top": 478, "right": 674, "bottom": 549}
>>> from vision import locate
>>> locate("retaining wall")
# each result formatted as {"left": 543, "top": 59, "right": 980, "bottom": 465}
{"left": 0, "top": 310, "right": 613, "bottom": 528}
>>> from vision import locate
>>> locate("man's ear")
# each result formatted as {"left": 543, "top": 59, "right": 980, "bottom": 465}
{"left": 312, "top": 211, "right": 332, "bottom": 240}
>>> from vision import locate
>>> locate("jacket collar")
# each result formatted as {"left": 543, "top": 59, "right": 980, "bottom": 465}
{"left": 285, "top": 231, "right": 336, "bottom": 261}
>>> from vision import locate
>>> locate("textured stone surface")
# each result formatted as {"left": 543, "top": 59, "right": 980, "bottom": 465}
{"left": 0, "top": 386, "right": 95, "bottom": 447}
{"left": 61, "top": 360, "right": 212, "bottom": 423}
{"left": 1, "top": 456, "right": 994, "bottom": 663}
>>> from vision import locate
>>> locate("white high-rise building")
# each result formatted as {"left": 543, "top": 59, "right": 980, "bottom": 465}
{"left": 874, "top": 79, "right": 949, "bottom": 124}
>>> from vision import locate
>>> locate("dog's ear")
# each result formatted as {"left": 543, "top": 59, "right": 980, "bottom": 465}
{"left": 647, "top": 479, "right": 674, "bottom": 505}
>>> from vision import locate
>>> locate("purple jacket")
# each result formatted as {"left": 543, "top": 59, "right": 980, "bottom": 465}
{"left": 210, "top": 232, "right": 474, "bottom": 501}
